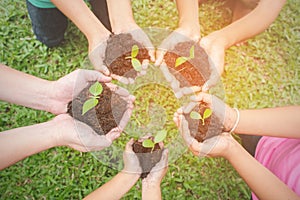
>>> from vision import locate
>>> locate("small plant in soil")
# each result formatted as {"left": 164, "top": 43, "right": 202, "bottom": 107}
{"left": 142, "top": 130, "right": 167, "bottom": 152}
{"left": 125, "top": 45, "right": 142, "bottom": 72}
{"left": 190, "top": 108, "right": 212, "bottom": 125}
{"left": 175, "top": 45, "right": 194, "bottom": 67}
{"left": 82, "top": 82, "right": 103, "bottom": 115}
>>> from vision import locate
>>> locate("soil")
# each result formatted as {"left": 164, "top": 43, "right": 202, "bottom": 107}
{"left": 183, "top": 103, "right": 223, "bottom": 142}
{"left": 132, "top": 138, "right": 163, "bottom": 179}
{"left": 164, "top": 41, "right": 210, "bottom": 88}
{"left": 104, "top": 33, "right": 150, "bottom": 79}
{"left": 67, "top": 82, "right": 128, "bottom": 135}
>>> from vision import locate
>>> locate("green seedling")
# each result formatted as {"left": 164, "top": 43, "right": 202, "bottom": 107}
{"left": 175, "top": 45, "right": 195, "bottom": 67}
{"left": 82, "top": 82, "right": 103, "bottom": 115}
{"left": 142, "top": 130, "right": 167, "bottom": 152}
{"left": 190, "top": 108, "right": 212, "bottom": 125}
{"left": 125, "top": 44, "right": 142, "bottom": 72}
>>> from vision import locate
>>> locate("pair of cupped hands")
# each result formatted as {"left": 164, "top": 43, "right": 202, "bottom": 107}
{"left": 50, "top": 27, "right": 235, "bottom": 176}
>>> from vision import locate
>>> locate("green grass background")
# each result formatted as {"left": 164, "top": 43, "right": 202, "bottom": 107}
{"left": 0, "top": 0, "right": 299, "bottom": 199}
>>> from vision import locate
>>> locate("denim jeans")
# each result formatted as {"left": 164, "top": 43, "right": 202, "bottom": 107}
{"left": 26, "top": 0, "right": 111, "bottom": 47}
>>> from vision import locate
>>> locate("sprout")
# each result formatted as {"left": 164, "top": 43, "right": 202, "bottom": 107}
{"left": 190, "top": 108, "right": 212, "bottom": 125}
{"left": 82, "top": 82, "right": 103, "bottom": 115}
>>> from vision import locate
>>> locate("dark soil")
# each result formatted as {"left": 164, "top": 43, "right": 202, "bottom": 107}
{"left": 164, "top": 41, "right": 210, "bottom": 88}
{"left": 183, "top": 103, "right": 223, "bottom": 142}
{"left": 132, "top": 138, "right": 163, "bottom": 179}
{"left": 67, "top": 82, "right": 128, "bottom": 135}
{"left": 104, "top": 33, "right": 150, "bottom": 79}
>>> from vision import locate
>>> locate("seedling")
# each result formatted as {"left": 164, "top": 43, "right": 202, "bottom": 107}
{"left": 190, "top": 108, "right": 212, "bottom": 125}
{"left": 142, "top": 130, "right": 167, "bottom": 152}
{"left": 82, "top": 82, "right": 103, "bottom": 115}
{"left": 125, "top": 44, "right": 142, "bottom": 72}
{"left": 175, "top": 45, "right": 194, "bottom": 67}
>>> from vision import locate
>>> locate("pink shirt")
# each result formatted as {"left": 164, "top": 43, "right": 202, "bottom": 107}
{"left": 252, "top": 136, "right": 300, "bottom": 200}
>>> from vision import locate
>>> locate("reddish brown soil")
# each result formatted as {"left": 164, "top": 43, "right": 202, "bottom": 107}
{"left": 164, "top": 41, "right": 210, "bottom": 87}
{"left": 132, "top": 138, "right": 162, "bottom": 179}
{"left": 184, "top": 103, "right": 223, "bottom": 142}
{"left": 104, "top": 33, "right": 150, "bottom": 79}
{"left": 67, "top": 82, "right": 127, "bottom": 135}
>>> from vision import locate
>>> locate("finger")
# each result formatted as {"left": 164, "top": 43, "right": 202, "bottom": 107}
{"left": 152, "top": 149, "right": 169, "bottom": 172}
{"left": 106, "top": 128, "right": 121, "bottom": 142}
{"left": 118, "top": 106, "right": 133, "bottom": 131}
{"left": 110, "top": 74, "right": 130, "bottom": 84}
{"left": 155, "top": 49, "right": 166, "bottom": 66}
{"left": 180, "top": 119, "right": 194, "bottom": 147}
{"left": 182, "top": 102, "right": 198, "bottom": 114}
{"left": 190, "top": 92, "right": 212, "bottom": 105}
{"left": 160, "top": 62, "right": 173, "bottom": 82}
{"left": 181, "top": 86, "right": 202, "bottom": 95}
{"left": 142, "top": 59, "right": 149, "bottom": 70}
{"left": 148, "top": 48, "right": 156, "bottom": 62}
{"left": 203, "top": 72, "right": 219, "bottom": 91}
{"left": 125, "top": 138, "right": 135, "bottom": 152}
{"left": 80, "top": 69, "right": 112, "bottom": 83}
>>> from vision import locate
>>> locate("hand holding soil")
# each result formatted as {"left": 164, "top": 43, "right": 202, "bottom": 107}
{"left": 122, "top": 139, "right": 142, "bottom": 174}
{"left": 52, "top": 114, "right": 119, "bottom": 152}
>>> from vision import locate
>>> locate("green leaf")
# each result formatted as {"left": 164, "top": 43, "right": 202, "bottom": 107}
{"left": 82, "top": 98, "right": 98, "bottom": 115}
{"left": 131, "top": 45, "right": 139, "bottom": 58}
{"left": 190, "top": 111, "right": 202, "bottom": 120}
{"left": 203, "top": 108, "right": 212, "bottom": 119}
{"left": 154, "top": 130, "right": 167, "bottom": 143}
{"left": 189, "top": 45, "right": 195, "bottom": 59}
{"left": 89, "top": 82, "right": 103, "bottom": 96}
{"left": 142, "top": 139, "right": 155, "bottom": 148}
{"left": 175, "top": 57, "right": 188, "bottom": 67}
{"left": 131, "top": 58, "right": 142, "bottom": 71}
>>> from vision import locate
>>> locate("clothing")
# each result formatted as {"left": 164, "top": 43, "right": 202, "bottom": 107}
{"left": 26, "top": 0, "right": 111, "bottom": 47}
{"left": 252, "top": 136, "right": 300, "bottom": 199}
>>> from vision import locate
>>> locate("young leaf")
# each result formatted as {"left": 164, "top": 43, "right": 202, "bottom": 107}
{"left": 82, "top": 98, "right": 98, "bottom": 115}
{"left": 89, "top": 82, "right": 103, "bottom": 96}
{"left": 189, "top": 45, "right": 195, "bottom": 59}
{"left": 203, "top": 108, "right": 212, "bottom": 119}
{"left": 190, "top": 111, "right": 202, "bottom": 120}
{"left": 131, "top": 58, "right": 142, "bottom": 71}
{"left": 175, "top": 57, "right": 188, "bottom": 67}
{"left": 142, "top": 139, "right": 155, "bottom": 148}
{"left": 154, "top": 130, "right": 167, "bottom": 143}
{"left": 131, "top": 45, "right": 139, "bottom": 58}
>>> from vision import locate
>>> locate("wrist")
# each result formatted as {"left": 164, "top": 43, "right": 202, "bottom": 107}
{"left": 223, "top": 137, "right": 241, "bottom": 160}
{"left": 224, "top": 107, "right": 239, "bottom": 132}
{"left": 112, "top": 21, "right": 139, "bottom": 34}
{"left": 202, "top": 30, "right": 229, "bottom": 50}
{"left": 176, "top": 25, "right": 200, "bottom": 42}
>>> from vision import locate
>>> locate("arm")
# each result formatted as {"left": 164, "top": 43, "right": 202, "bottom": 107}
{"left": 84, "top": 172, "right": 139, "bottom": 200}
{"left": 235, "top": 106, "right": 300, "bottom": 138}
{"left": 50, "top": 0, "right": 110, "bottom": 52}
{"left": 204, "top": 0, "right": 286, "bottom": 49}
{"left": 225, "top": 137, "right": 300, "bottom": 200}
{"left": 175, "top": 0, "right": 200, "bottom": 41}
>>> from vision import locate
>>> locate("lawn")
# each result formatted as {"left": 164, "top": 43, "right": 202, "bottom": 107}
{"left": 0, "top": 0, "right": 299, "bottom": 199}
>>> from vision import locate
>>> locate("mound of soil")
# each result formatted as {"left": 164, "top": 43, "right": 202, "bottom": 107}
{"left": 183, "top": 103, "right": 223, "bottom": 142}
{"left": 164, "top": 41, "right": 210, "bottom": 87}
{"left": 104, "top": 33, "right": 150, "bottom": 79}
{"left": 132, "top": 138, "right": 162, "bottom": 179}
{"left": 67, "top": 82, "right": 128, "bottom": 135}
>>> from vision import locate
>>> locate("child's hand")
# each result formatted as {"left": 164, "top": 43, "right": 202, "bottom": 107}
{"left": 122, "top": 139, "right": 142, "bottom": 174}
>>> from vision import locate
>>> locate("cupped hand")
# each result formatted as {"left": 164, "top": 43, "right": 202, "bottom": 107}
{"left": 53, "top": 114, "right": 119, "bottom": 152}
{"left": 142, "top": 148, "right": 168, "bottom": 186}
{"left": 155, "top": 27, "right": 200, "bottom": 67}
{"left": 199, "top": 32, "right": 226, "bottom": 91}
{"left": 48, "top": 69, "right": 111, "bottom": 115}
{"left": 122, "top": 139, "right": 142, "bottom": 174}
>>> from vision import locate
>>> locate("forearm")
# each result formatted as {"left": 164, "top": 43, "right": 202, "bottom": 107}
{"left": 106, "top": 0, "right": 137, "bottom": 33}
{"left": 0, "top": 120, "right": 58, "bottom": 170}
{"left": 212, "top": 0, "right": 286, "bottom": 48}
{"left": 0, "top": 64, "right": 52, "bottom": 112}
{"left": 175, "top": 0, "right": 200, "bottom": 40}
{"left": 84, "top": 172, "right": 139, "bottom": 200}
{"left": 226, "top": 141, "right": 299, "bottom": 200}
{"left": 51, "top": 0, "right": 110, "bottom": 51}
{"left": 142, "top": 183, "right": 162, "bottom": 200}
{"left": 235, "top": 106, "right": 300, "bottom": 138}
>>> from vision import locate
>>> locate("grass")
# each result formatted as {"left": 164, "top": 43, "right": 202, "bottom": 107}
{"left": 0, "top": 0, "right": 299, "bottom": 199}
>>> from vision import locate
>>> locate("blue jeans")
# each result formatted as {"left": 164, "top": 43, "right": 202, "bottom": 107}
{"left": 26, "top": 0, "right": 111, "bottom": 47}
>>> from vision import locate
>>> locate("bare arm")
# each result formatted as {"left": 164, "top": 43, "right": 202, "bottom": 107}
{"left": 235, "top": 106, "right": 300, "bottom": 138}
{"left": 225, "top": 138, "right": 300, "bottom": 200}
{"left": 84, "top": 172, "right": 140, "bottom": 200}
{"left": 51, "top": 0, "right": 110, "bottom": 52}
{"left": 175, "top": 0, "right": 200, "bottom": 40}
